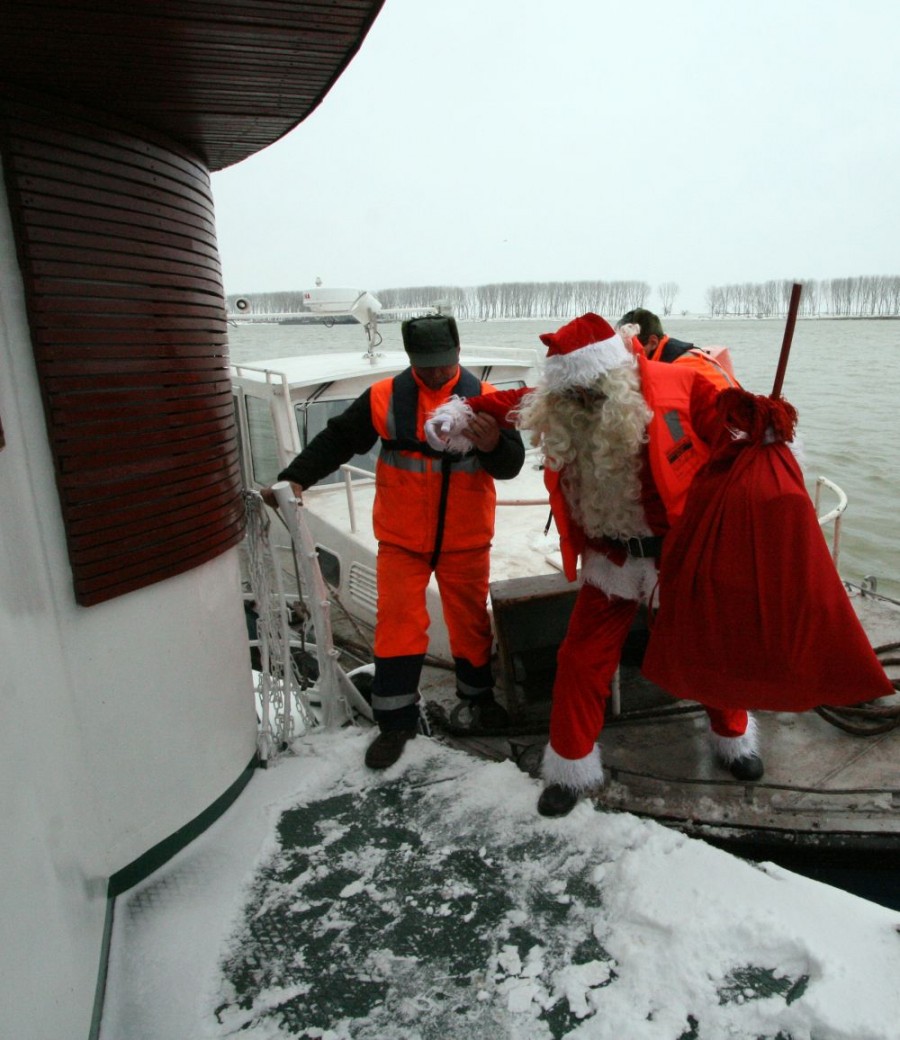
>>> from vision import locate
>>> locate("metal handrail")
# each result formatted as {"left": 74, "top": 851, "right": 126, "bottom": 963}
{"left": 814, "top": 475, "right": 847, "bottom": 567}
{"left": 338, "top": 464, "right": 377, "bottom": 533}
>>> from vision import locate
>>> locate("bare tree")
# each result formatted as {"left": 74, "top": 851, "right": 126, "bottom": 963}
{"left": 657, "top": 282, "right": 679, "bottom": 316}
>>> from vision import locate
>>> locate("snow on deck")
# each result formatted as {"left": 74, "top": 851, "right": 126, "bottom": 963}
{"left": 100, "top": 732, "right": 900, "bottom": 1040}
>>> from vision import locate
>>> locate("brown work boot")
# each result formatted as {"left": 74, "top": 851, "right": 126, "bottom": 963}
{"left": 364, "top": 728, "right": 416, "bottom": 770}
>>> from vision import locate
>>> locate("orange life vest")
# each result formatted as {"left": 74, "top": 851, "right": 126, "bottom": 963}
{"left": 369, "top": 368, "right": 498, "bottom": 556}
{"left": 671, "top": 344, "right": 739, "bottom": 390}
{"left": 638, "top": 355, "right": 711, "bottom": 522}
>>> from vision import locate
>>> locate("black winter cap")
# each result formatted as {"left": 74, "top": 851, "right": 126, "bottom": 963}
{"left": 401, "top": 315, "right": 460, "bottom": 367}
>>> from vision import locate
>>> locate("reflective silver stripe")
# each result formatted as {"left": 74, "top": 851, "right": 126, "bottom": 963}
{"left": 663, "top": 409, "right": 685, "bottom": 441}
{"left": 447, "top": 455, "right": 482, "bottom": 474}
{"left": 371, "top": 692, "right": 419, "bottom": 712}
{"left": 379, "top": 450, "right": 430, "bottom": 473}
{"left": 379, "top": 450, "right": 483, "bottom": 474}
{"left": 384, "top": 397, "right": 397, "bottom": 438}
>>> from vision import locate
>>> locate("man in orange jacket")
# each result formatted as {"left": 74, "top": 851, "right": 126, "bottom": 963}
{"left": 263, "top": 315, "right": 525, "bottom": 770}
{"left": 618, "top": 307, "right": 738, "bottom": 390}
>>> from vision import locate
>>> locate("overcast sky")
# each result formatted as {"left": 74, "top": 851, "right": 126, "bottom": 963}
{"left": 211, "top": 0, "right": 900, "bottom": 314}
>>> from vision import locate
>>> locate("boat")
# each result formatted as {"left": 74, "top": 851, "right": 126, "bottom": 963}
{"left": 0, "top": 6, "right": 392, "bottom": 1039}
{"left": 4, "top": 5, "right": 900, "bottom": 1040}
{"left": 229, "top": 295, "right": 900, "bottom": 877}
{"left": 96, "top": 485, "right": 900, "bottom": 1038}
{"left": 230, "top": 285, "right": 554, "bottom": 664}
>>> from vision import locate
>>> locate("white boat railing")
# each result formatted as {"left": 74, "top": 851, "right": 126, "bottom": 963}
{"left": 814, "top": 475, "right": 847, "bottom": 567}
{"left": 273, "top": 482, "right": 374, "bottom": 728}
{"left": 339, "top": 464, "right": 378, "bottom": 533}
{"left": 243, "top": 491, "right": 317, "bottom": 764}
{"left": 335, "top": 463, "right": 848, "bottom": 566}
{"left": 332, "top": 459, "right": 844, "bottom": 565}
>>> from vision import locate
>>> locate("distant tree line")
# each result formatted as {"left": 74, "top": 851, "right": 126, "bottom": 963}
{"left": 225, "top": 282, "right": 650, "bottom": 321}
{"left": 226, "top": 281, "right": 650, "bottom": 321}
{"left": 705, "top": 276, "right": 900, "bottom": 318}
{"left": 225, "top": 290, "right": 310, "bottom": 315}
{"left": 228, "top": 274, "right": 900, "bottom": 321}
{"left": 376, "top": 281, "right": 651, "bottom": 320}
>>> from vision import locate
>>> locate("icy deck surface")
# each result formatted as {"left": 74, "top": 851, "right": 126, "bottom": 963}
{"left": 101, "top": 733, "right": 900, "bottom": 1040}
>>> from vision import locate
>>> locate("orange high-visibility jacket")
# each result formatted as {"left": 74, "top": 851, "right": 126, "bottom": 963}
{"left": 369, "top": 368, "right": 500, "bottom": 555}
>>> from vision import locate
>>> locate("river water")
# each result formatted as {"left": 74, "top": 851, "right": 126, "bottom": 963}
{"left": 228, "top": 316, "right": 900, "bottom": 599}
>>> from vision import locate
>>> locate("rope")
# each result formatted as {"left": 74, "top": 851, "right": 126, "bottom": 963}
{"left": 243, "top": 492, "right": 317, "bottom": 763}
{"left": 814, "top": 642, "right": 900, "bottom": 736}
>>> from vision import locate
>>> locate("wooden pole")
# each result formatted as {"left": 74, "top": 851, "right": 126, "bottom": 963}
{"left": 771, "top": 282, "right": 803, "bottom": 398}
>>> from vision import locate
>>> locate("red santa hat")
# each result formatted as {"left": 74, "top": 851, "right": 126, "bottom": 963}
{"left": 540, "top": 313, "right": 634, "bottom": 393}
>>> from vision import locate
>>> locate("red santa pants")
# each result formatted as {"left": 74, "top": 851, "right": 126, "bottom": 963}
{"left": 550, "top": 582, "right": 749, "bottom": 762}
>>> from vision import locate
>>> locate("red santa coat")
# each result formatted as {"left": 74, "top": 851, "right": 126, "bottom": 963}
{"left": 463, "top": 364, "right": 751, "bottom": 768}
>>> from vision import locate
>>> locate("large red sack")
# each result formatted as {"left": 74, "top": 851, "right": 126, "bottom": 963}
{"left": 642, "top": 392, "right": 893, "bottom": 711}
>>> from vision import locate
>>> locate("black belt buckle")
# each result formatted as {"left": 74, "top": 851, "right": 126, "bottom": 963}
{"left": 625, "top": 535, "right": 662, "bottom": 558}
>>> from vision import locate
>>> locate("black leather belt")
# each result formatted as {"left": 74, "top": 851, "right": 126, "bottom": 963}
{"left": 609, "top": 535, "right": 665, "bottom": 559}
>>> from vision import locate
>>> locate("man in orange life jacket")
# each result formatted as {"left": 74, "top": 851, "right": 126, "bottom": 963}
{"left": 262, "top": 315, "right": 525, "bottom": 770}
{"left": 618, "top": 307, "right": 739, "bottom": 390}
{"left": 425, "top": 313, "right": 762, "bottom": 817}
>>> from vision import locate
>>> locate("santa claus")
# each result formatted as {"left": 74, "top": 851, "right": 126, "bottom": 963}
{"left": 428, "top": 312, "right": 894, "bottom": 818}
{"left": 426, "top": 313, "right": 759, "bottom": 816}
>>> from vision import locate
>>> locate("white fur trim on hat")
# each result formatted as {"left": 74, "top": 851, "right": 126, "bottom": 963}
{"left": 708, "top": 714, "right": 759, "bottom": 762}
{"left": 542, "top": 334, "right": 634, "bottom": 393}
{"left": 424, "top": 396, "right": 475, "bottom": 454}
{"left": 542, "top": 742, "right": 604, "bottom": 792}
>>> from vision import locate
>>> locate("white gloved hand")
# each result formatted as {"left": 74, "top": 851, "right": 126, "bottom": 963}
{"left": 424, "top": 396, "right": 476, "bottom": 454}
{"left": 424, "top": 414, "right": 454, "bottom": 451}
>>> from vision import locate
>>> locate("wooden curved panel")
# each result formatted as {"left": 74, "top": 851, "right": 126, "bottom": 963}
{"left": 1, "top": 1, "right": 387, "bottom": 171}
{"left": 1, "top": 91, "right": 244, "bottom": 605}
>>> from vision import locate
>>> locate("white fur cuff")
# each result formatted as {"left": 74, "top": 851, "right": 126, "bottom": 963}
{"left": 424, "top": 396, "right": 475, "bottom": 454}
{"left": 542, "top": 743, "right": 604, "bottom": 792}
{"left": 581, "top": 548, "right": 658, "bottom": 604}
{"left": 708, "top": 714, "right": 759, "bottom": 762}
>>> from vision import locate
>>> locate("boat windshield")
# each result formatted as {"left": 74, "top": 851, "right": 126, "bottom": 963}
{"left": 297, "top": 379, "right": 528, "bottom": 485}
{"left": 297, "top": 399, "right": 380, "bottom": 483}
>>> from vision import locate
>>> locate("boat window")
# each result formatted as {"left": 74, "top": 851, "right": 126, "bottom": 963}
{"left": 490, "top": 379, "right": 527, "bottom": 392}
{"left": 296, "top": 400, "right": 379, "bottom": 484}
{"left": 316, "top": 546, "right": 341, "bottom": 587}
{"left": 245, "top": 396, "right": 281, "bottom": 486}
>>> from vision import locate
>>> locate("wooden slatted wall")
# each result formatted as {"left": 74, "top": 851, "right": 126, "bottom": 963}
{"left": 0, "top": 90, "right": 244, "bottom": 605}
{"left": 1, "top": 1, "right": 387, "bottom": 172}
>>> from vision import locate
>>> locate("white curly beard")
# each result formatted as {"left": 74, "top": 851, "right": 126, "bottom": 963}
{"left": 561, "top": 443, "right": 647, "bottom": 541}
{"left": 518, "top": 366, "right": 653, "bottom": 542}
